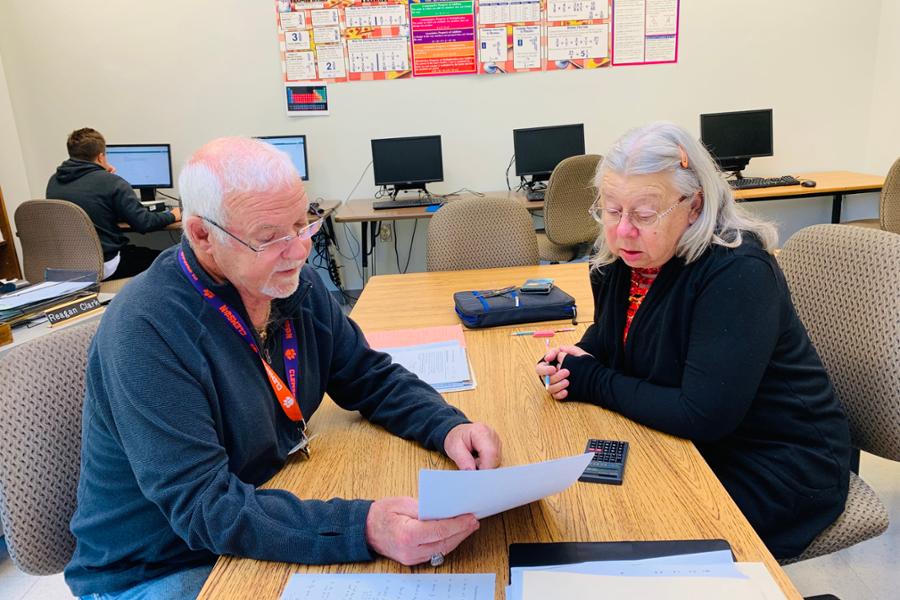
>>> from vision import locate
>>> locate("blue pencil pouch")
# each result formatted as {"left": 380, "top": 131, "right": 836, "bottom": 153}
{"left": 453, "top": 286, "right": 577, "bottom": 329}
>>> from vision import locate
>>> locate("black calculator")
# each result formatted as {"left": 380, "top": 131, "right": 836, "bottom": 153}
{"left": 579, "top": 439, "right": 629, "bottom": 485}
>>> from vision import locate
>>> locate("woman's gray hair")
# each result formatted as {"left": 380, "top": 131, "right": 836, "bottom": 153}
{"left": 178, "top": 137, "right": 299, "bottom": 244}
{"left": 590, "top": 121, "right": 778, "bottom": 268}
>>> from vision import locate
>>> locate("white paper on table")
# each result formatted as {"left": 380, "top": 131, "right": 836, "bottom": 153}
{"left": 280, "top": 573, "right": 495, "bottom": 600}
{"left": 419, "top": 453, "right": 593, "bottom": 520}
{"left": 521, "top": 567, "right": 786, "bottom": 600}
{"left": 0, "top": 280, "right": 94, "bottom": 310}
{"left": 507, "top": 551, "right": 743, "bottom": 600}
{"left": 380, "top": 340, "right": 471, "bottom": 386}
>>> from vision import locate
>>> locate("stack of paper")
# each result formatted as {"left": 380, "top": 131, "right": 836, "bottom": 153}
{"left": 367, "top": 325, "right": 475, "bottom": 393}
{"left": 510, "top": 551, "right": 787, "bottom": 600}
{"left": 281, "top": 573, "right": 495, "bottom": 600}
{"left": 0, "top": 279, "right": 95, "bottom": 323}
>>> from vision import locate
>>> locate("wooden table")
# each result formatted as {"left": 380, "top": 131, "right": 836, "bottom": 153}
{"left": 733, "top": 171, "right": 883, "bottom": 224}
{"left": 199, "top": 264, "right": 801, "bottom": 600}
{"left": 334, "top": 191, "right": 539, "bottom": 281}
{"left": 334, "top": 171, "right": 884, "bottom": 283}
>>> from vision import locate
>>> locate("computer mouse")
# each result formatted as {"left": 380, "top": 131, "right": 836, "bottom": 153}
{"left": 800, "top": 180, "right": 817, "bottom": 188}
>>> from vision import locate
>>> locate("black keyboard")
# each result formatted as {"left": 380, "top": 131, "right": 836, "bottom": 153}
{"left": 729, "top": 175, "right": 801, "bottom": 190}
{"left": 526, "top": 189, "right": 545, "bottom": 201}
{"left": 372, "top": 197, "right": 443, "bottom": 210}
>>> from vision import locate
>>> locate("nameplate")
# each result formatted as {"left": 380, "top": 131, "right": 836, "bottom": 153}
{"left": 0, "top": 322, "right": 11, "bottom": 347}
{"left": 45, "top": 295, "right": 103, "bottom": 327}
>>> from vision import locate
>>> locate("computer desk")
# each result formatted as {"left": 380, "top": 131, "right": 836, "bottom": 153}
{"left": 117, "top": 199, "right": 341, "bottom": 232}
{"left": 198, "top": 263, "right": 802, "bottom": 600}
{"left": 334, "top": 170, "right": 884, "bottom": 283}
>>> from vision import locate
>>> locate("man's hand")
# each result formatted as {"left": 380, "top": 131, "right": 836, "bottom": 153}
{"left": 443, "top": 423, "right": 501, "bottom": 471}
{"left": 170, "top": 207, "right": 182, "bottom": 221}
{"left": 536, "top": 344, "right": 592, "bottom": 401}
{"left": 365, "top": 497, "right": 479, "bottom": 566}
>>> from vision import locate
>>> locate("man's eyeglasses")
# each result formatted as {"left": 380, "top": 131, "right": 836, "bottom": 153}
{"left": 589, "top": 195, "right": 689, "bottom": 230}
{"left": 202, "top": 217, "right": 322, "bottom": 254}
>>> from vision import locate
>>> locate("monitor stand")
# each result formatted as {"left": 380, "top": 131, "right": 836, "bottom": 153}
{"left": 520, "top": 176, "right": 548, "bottom": 194}
{"left": 719, "top": 157, "right": 751, "bottom": 180}
{"left": 139, "top": 188, "right": 157, "bottom": 202}
{"left": 386, "top": 184, "right": 431, "bottom": 200}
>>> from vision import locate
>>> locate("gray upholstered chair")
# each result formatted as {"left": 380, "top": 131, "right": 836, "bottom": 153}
{"left": 845, "top": 157, "right": 900, "bottom": 233}
{"left": 537, "top": 154, "right": 602, "bottom": 262}
{"left": 15, "top": 199, "right": 130, "bottom": 293}
{"left": 776, "top": 224, "right": 898, "bottom": 564}
{"left": 0, "top": 319, "right": 98, "bottom": 574}
{"left": 426, "top": 196, "right": 539, "bottom": 271}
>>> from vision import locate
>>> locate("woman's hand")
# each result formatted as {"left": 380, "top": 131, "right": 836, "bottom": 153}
{"left": 536, "top": 345, "right": 592, "bottom": 401}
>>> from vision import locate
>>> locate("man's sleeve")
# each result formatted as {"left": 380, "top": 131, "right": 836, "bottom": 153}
{"left": 112, "top": 179, "right": 176, "bottom": 233}
{"left": 102, "top": 316, "right": 374, "bottom": 564}
{"left": 322, "top": 294, "right": 470, "bottom": 452}
{"left": 563, "top": 257, "right": 781, "bottom": 443}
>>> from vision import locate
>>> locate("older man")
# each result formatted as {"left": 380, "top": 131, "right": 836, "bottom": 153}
{"left": 65, "top": 137, "right": 502, "bottom": 600}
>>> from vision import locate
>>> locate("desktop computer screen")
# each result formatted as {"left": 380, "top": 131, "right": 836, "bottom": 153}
{"left": 105, "top": 144, "right": 173, "bottom": 189}
{"left": 258, "top": 135, "right": 309, "bottom": 180}
{"left": 513, "top": 124, "right": 585, "bottom": 183}
{"left": 700, "top": 109, "right": 773, "bottom": 173}
{"left": 371, "top": 135, "right": 443, "bottom": 192}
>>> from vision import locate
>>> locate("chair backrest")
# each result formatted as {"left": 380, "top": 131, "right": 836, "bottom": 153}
{"left": 778, "top": 225, "right": 900, "bottom": 461}
{"left": 15, "top": 200, "right": 104, "bottom": 283}
{"left": 543, "top": 154, "right": 602, "bottom": 246}
{"left": 0, "top": 319, "right": 99, "bottom": 575}
{"left": 426, "top": 196, "right": 539, "bottom": 271}
{"left": 879, "top": 157, "right": 900, "bottom": 234}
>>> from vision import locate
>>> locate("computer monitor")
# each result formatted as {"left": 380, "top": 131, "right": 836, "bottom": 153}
{"left": 371, "top": 135, "right": 443, "bottom": 198}
{"left": 513, "top": 123, "right": 585, "bottom": 188}
{"left": 105, "top": 144, "right": 173, "bottom": 202}
{"left": 257, "top": 135, "right": 309, "bottom": 181}
{"left": 700, "top": 109, "right": 773, "bottom": 177}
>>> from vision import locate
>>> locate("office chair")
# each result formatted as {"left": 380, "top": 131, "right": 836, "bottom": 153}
{"left": 0, "top": 319, "right": 99, "bottom": 574}
{"left": 426, "top": 196, "right": 539, "bottom": 271}
{"left": 537, "top": 154, "right": 602, "bottom": 262}
{"left": 776, "top": 224, "right": 897, "bottom": 564}
{"left": 15, "top": 199, "right": 130, "bottom": 293}
{"left": 844, "top": 157, "right": 900, "bottom": 233}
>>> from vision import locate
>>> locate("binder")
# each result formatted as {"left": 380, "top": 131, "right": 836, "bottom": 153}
{"left": 509, "top": 539, "right": 733, "bottom": 581}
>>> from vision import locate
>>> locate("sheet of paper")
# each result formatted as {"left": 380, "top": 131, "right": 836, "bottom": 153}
{"left": 419, "top": 452, "right": 593, "bottom": 520}
{"left": 280, "top": 573, "right": 495, "bottom": 600}
{"left": 379, "top": 340, "right": 471, "bottom": 386}
{"left": 367, "top": 324, "right": 467, "bottom": 350}
{"left": 0, "top": 280, "right": 94, "bottom": 311}
{"left": 507, "top": 551, "right": 743, "bottom": 600}
{"left": 521, "top": 569, "right": 785, "bottom": 600}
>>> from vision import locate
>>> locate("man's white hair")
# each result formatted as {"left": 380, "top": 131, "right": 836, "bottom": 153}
{"left": 179, "top": 137, "right": 299, "bottom": 244}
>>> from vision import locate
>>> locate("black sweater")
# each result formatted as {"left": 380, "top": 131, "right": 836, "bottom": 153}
{"left": 47, "top": 159, "right": 175, "bottom": 260}
{"left": 563, "top": 237, "right": 850, "bottom": 559}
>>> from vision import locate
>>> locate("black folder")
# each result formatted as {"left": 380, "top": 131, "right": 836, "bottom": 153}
{"left": 509, "top": 539, "right": 733, "bottom": 581}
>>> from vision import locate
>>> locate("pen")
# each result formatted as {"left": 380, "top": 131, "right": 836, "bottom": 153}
{"left": 510, "top": 327, "right": 577, "bottom": 337}
{"left": 544, "top": 339, "right": 551, "bottom": 390}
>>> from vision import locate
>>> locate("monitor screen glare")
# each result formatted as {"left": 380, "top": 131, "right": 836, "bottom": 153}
{"left": 371, "top": 136, "right": 443, "bottom": 188}
{"left": 105, "top": 144, "right": 173, "bottom": 188}
{"left": 258, "top": 135, "right": 309, "bottom": 180}
{"left": 513, "top": 124, "right": 585, "bottom": 178}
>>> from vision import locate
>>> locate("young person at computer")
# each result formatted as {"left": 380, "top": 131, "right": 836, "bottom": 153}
{"left": 46, "top": 128, "right": 180, "bottom": 280}
{"left": 536, "top": 122, "right": 851, "bottom": 560}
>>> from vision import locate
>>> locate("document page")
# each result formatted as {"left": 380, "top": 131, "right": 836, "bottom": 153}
{"left": 419, "top": 453, "right": 593, "bottom": 519}
{"left": 280, "top": 573, "right": 495, "bottom": 600}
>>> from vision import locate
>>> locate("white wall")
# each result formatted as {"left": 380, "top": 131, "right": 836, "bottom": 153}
{"left": 0, "top": 0, "right": 888, "bottom": 288}
{"left": 0, "top": 52, "right": 30, "bottom": 264}
{"left": 866, "top": 0, "right": 900, "bottom": 173}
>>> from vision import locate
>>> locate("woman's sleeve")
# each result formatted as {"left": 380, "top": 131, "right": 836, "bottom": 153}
{"left": 562, "top": 257, "right": 781, "bottom": 443}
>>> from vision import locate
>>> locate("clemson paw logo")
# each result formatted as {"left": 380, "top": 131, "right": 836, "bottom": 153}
{"left": 203, "top": 290, "right": 215, "bottom": 299}
{"left": 284, "top": 348, "right": 297, "bottom": 360}
{"left": 284, "top": 396, "right": 295, "bottom": 407}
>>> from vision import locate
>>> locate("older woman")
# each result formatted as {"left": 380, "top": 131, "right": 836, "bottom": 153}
{"left": 537, "top": 122, "right": 850, "bottom": 559}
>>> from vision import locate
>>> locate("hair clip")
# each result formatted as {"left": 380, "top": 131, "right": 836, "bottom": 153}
{"left": 678, "top": 146, "right": 689, "bottom": 169}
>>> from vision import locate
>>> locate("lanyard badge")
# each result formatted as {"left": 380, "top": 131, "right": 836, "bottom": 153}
{"left": 178, "top": 250, "right": 311, "bottom": 457}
